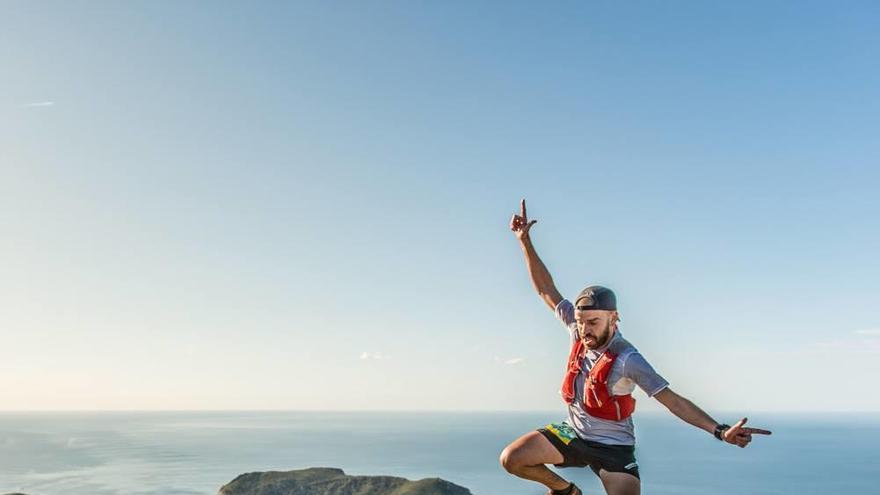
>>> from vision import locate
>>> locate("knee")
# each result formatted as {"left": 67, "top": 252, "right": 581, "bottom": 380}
{"left": 499, "top": 446, "right": 520, "bottom": 473}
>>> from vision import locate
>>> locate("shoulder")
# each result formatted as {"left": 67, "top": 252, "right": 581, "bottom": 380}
{"left": 611, "top": 337, "right": 651, "bottom": 371}
{"left": 555, "top": 298, "right": 574, "bottom": 317}
{"left": 620, "top": 350, "right": 663, "bottom": 381}
{"left": 555, "top": 298, "right": 577, "bottom": 332}
{"left": 609, "top": 334, "right": 638, "bottom": 357}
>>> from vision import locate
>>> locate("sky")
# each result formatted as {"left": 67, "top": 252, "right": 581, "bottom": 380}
{"left": 1, "top": 1, "right": 878, "bottom": 413}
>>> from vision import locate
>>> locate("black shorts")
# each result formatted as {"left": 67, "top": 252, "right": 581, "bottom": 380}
{"left": 537, "top": 422, "right": 640, "bottom": 480}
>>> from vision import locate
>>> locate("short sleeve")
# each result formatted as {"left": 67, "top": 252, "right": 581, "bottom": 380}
{"left": 555, "top": 299, "right": 575, "bottom": 325}
{"left": 623, "top": 352, "right": 669, "bottom": 397}
{"left": 554, "top": 299, "right": 579, "bottom": 341}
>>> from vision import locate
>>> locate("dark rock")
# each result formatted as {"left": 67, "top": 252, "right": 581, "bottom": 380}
{"left": 218, "top": 467, "right": 472, "bottom": 495}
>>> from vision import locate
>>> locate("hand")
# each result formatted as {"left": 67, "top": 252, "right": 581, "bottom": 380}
{"left": 723, "top": 417, "right": 772, "bottom": 448}
{"left": 510, "top": 199, "right": 537, "bottom": 240}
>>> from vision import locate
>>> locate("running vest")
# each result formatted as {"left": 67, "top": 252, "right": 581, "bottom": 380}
{"left": 561, "top": 335, "right": 636, "bottom": 421}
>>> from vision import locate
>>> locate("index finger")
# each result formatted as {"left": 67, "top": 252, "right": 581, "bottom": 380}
{"left": 728, "top": 417, "right": 747, "bottom": 433}
{"left": 520, "top": 198, "right": 527, "bottom": 219}
{"left": 743, "top": 427, "right": 772, "bottom": 435}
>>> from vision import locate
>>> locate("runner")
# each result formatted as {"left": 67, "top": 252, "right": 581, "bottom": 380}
{"left": 500, "top": 199, "right": 771, "bottom": 495}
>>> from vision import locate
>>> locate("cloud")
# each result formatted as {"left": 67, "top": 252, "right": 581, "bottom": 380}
{"left": 812, "top": 338, "right": 880, "bottom": 354}
{"left": 494, "top": 356, "right": 525, "bottom": 365}
{"left": 792, "top": 329, "right": 880, "bottom": 354}
{"left": 21, "top": 101, "right": 55, "bottom": 108}
{"left": 360, "top": 351, "right": 388, "bottom": 360}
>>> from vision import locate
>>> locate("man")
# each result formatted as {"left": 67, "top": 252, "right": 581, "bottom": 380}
{"left": 499, "top": 200, "right": 771, "bottom": 495}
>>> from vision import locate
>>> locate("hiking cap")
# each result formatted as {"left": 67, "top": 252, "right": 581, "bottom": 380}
{"left": 574, "top": 286, "right": 617, "bottom": 311}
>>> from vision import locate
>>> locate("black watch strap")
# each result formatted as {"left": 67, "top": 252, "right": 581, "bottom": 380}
{"left": 714, "top": 423, "right": 731, "bottom": 441}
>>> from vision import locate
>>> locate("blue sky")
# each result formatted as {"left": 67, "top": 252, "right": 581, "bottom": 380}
{"left": 1, "top": 1, "right": 878, "bottom": 412}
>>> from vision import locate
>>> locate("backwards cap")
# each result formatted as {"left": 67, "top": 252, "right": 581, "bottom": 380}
{"left": 574, "top": 285, "right": 617, "bottom": 311}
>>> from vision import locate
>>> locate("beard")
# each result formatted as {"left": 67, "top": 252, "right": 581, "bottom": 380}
{"left": 581, "top": 320, "right": 613, "bottom": 349}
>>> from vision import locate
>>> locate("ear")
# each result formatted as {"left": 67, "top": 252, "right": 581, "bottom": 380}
{"left": 611, "top": 311, "right": 620, "bottom": 329}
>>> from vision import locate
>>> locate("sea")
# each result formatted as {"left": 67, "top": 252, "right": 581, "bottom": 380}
{"left": 0, "top": 411, "right": 876, "bottom": 495}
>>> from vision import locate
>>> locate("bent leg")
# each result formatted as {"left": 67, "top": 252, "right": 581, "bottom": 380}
{"left": 499, "top": 431, "right": 569, "bottom": 491}
{"left": 598, "top": 469, "right": 640, "bottom": 495}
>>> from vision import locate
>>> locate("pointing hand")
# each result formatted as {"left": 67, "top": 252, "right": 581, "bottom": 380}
{"left": 510, "top": 199, "right": 537, "bottom": 240}
{"left": 723, "top": 417, "right": 772, "bottom": 448}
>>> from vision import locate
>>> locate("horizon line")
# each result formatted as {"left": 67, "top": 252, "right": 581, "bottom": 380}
{"left": 1, "top": 408, "right": 878, "bottom": 414}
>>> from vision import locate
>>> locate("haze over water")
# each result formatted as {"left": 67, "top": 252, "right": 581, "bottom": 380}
{"left": 1, "top": 411, "right": 875, "bottom": 495}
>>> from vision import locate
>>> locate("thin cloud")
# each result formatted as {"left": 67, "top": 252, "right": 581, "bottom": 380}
{"left": 360, "top": 351, "right": 388, "bottom": 360}
{"left": 494, "top": 356, "right": 525, "bottom": 365}
{"left": 813, "top": 338, "right": 880, "bottom": 354}
{"left": 21, "top": 101, "right": 55, "bottom": 108}
{"left": 797, "top": 329, "right": 880, "bottom": 354}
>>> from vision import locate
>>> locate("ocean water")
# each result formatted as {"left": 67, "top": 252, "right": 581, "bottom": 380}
{"left": 0, "top": 411, "right": 876, "bottom": 495}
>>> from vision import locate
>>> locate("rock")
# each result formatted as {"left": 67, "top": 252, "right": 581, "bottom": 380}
{"left": 217, "top": 467, "right": 472, "bottom": 495}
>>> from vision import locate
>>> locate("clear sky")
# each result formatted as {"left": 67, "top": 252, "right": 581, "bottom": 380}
{"left": 1, "top": 1, "right": 878, "bottom": 412}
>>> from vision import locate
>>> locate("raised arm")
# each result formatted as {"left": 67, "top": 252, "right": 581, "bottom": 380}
{"left": 510, "top": 199, "right": 563, "bottom": 311}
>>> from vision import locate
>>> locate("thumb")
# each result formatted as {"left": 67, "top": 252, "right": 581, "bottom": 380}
{"left": 729, "top": 417, "right": 747, "bottom": 434}
{"left": 528, "top": 220, "right": 537, "bottom": 227}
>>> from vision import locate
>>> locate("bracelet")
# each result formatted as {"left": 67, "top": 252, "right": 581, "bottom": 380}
{"left": 713, "top": 423, "right": 730, "bottom": 441}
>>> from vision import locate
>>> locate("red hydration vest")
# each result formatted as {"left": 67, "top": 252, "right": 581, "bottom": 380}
{"left": 561, "top": 338, "right": 636, "bottom": 421}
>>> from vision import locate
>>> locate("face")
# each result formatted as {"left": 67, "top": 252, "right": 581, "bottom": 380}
{"left": 574, "top": 309, "right": 618, "bottom": 349}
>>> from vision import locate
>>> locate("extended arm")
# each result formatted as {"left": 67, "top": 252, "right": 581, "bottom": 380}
{"left": 510, "top": 199, "right": 563, "bottom": 311}
{"left": 654, "top": 387, "right": 772, "bottom": 448}
{"left": 653, "top": 387, "right": 717, "bottom": 433}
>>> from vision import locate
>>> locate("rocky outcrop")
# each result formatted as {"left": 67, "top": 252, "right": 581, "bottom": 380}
{"left": 218, "top": 467, "right": 472, "bottom": 495}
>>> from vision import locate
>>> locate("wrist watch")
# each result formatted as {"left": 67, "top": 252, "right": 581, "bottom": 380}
{"left": 714, "top": 423, "right": 731, "bottom": 441}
